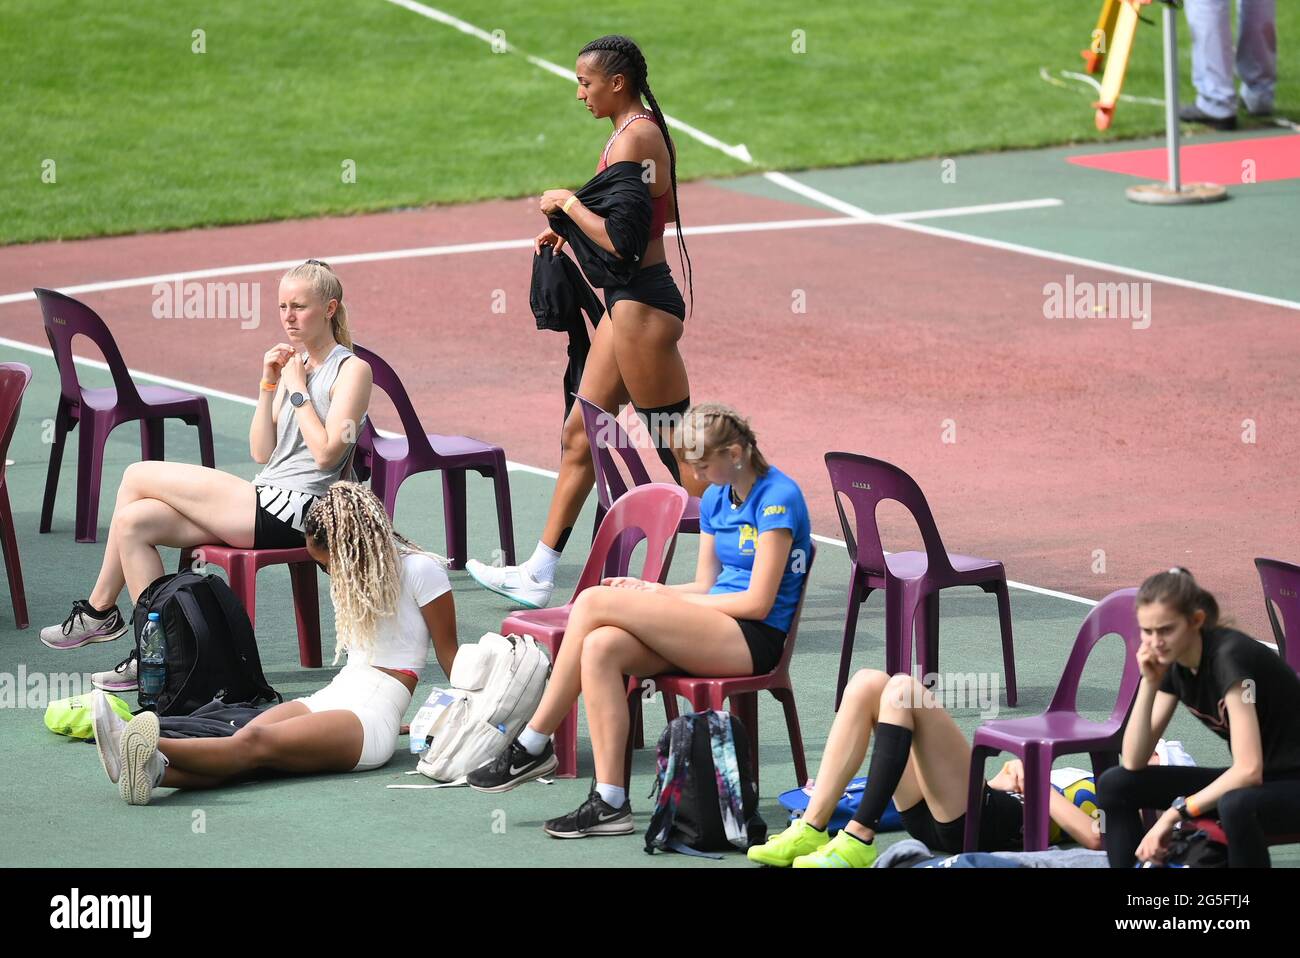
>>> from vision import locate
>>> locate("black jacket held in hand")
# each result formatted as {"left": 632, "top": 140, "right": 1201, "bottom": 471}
{"left": 547, "top": 159, "right": 652, "bottom": 289}
{"left": 530, "top": 244, "right": 605, "bottom": 421}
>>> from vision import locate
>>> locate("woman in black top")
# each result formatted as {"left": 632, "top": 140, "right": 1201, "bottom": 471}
{"left": 1097, "top": 567, "right": 1300, "bottom": 867}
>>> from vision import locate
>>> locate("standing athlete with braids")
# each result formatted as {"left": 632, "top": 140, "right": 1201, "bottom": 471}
{"left": 1097, "top": 567, "right": 1300, "bottom": 867}
{"left": 41, "top": 261, "right": 372, "bottom": 692}
{"left": 466, "top": 34, "right": 700, "bottom": 610}
{"left": 468, "top": 405, "right": 812, "bottom": 839}
{"left": 93, "top": 483, "right": 459, "bottom": 805}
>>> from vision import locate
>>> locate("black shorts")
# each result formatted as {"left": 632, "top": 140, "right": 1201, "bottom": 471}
{"left": 252, "top": 485, "right": 315, "bottom": 550}
{"left": 737, "top": 619, "right": 787, "bottom": 675}
{"left": 898, "top": 785, "right": 1025, "bottom": 854}
{"left": 604, "top": 262, "right": 686, "bottom": 321}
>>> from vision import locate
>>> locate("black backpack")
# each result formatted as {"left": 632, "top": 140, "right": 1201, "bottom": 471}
{"left": 644, "top": 710, "right": 767, "bottom": 858}
{"left": 1166, "top": 820, "right": 1229, "bottom": 868}
{"left": 132, "top": 571, "right": 280, "bottom": 717}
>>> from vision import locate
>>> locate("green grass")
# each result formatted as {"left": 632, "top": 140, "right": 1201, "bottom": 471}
{"left": 1, "top": 0, "right": 1296, "bottom": 244}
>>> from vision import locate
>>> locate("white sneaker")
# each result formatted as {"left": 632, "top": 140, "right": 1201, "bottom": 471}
{"left": 92, "top": 690, "right": 129, "bottom": 784}
{"left": 464, "top": 559, "right": 553, "bottom": 609}
{"left": 119, "top": 711, "right": 164, "bottom": 806}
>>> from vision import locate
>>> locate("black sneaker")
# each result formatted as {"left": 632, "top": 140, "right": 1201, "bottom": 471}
{"left": 1178, "top": 103, "right": 1238, "bottom": 130}
{"left": 542, "top": 787, "right": 634, "bottom": 839}
{"left": 467, "top": 739, "right": 558, "bottom": 793}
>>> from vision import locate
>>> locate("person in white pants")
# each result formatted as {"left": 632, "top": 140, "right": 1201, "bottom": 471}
{"left": 1181, "top": 0, "right": 1277, "bottom": 128}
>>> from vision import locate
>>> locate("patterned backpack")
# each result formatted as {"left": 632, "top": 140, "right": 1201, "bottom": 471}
{"left": 644, "top": 709, "right": 767, "bottom": 858}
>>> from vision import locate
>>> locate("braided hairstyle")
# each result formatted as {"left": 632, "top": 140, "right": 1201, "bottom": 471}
{"left": 302, "top": 481, "right": 446, "bottom": 664}
{"left": 675, "top": 402, "right": 770, "bottom": 476}
{"left": 579, "top": 34, "right": 693, "bottom": 318}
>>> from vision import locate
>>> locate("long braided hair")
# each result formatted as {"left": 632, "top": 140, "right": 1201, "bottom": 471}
{"left": 302, "top": 482, "right": 446, "bottom": 664}
{"left": 579, "top": 34, "right": 693, "bottom": 318}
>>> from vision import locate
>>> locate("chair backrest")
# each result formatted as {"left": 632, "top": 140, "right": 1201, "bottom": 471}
{"left": 1047, "top": 587, "right": 1141, "bottom": 724}
{"left": 1255, "top": 557, "right": 1300, "bottom": 672}
{"left": 824, "top": 451, "right": 953, "bottom": 577}
{"left": 767, "top": 542, "right": 817, "bottom": 676}
{"left": 0, "top": 363, "right": 34, "bottom": 484}
{"left": 576, "top": 394, "right": 655, "bottom": 512}
{"left": 351, "top": 342, "right": 430, "bottom": 454}
{"left": 570, "top": 483, "right": 688, "bottom": 601}
{"left": 33, "top": 288, "right": 143, "bottom": 407}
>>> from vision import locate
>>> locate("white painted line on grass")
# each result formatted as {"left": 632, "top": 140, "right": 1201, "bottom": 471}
{"left": 381, "top": 0, "right": 753, "bottom": 163}
{"left": 1, "top": 334, "right": 1106, "bottom": 609}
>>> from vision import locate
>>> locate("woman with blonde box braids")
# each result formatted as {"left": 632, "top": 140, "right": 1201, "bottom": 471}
{"left": 93, "top": 483, "right": 459, "bottom": 806}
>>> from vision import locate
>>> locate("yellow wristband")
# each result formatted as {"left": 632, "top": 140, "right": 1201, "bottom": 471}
{"left": 1186, "top": 796, "right": 1201, "bottom": 818}
{"left": 561, "top": 194, "right": 578, "bottom": 214}
{"left": 260, "top": 379, "right": 279, "bottom": 392}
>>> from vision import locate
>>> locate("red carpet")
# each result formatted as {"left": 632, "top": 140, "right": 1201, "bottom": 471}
{"left": 1067, "top": 134, "right": 1300, "bottom": 184}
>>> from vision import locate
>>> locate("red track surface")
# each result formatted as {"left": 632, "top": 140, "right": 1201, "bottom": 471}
{"left": 1068, "top": 134, "right": 1300, "bottom": 184}
{"left": 2, "top": 182, "right": 1296, "bottom": 636}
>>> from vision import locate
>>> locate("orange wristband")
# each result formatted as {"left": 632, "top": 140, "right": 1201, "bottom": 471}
{"left": 1186, "top": 796, "right": 1202, "bottom": 818}
{"left": 260, "top": 379, "right": 279, "bottom": 392}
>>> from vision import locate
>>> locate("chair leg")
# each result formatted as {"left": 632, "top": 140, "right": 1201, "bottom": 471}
{"left": 488, "top": 453, "right": 516, "bottom": 566}
{"left": 195, "top": 404, "right": 216, "bottom": 468}
{"left": 40, "top": 401, "right": 73, "bottom": 533}
{"left": 897, "top": 589, "right": 923, "bottom": 680}
{"left": 225, "top": 558, "right": 256, "bottom": 626}
{"left": 993, "top": 578, "right": 1017, "bottom": 707}
{"left": 773, "top": 686, "right": 808, "bottom": 787}
{"left": 916, "top": 590, "right": 940, "bottom": 681}
{"left": 75, "top": 414, "right": 111, "bottom": 543}
{"left": 834, "top": 569, "right": 864, "bottom": 710}
{"left": 556, "top": 702, "right": 580, "bottom": 778}
{"left": 884, "top": 578, "right": 904, "bottom": 675}
{"left": 662, "top": 690, "right": 679, "bottom": 723}
{"left": 441, "top": 468, "right": 468, "bottom": 570}
{"left": 140, "top": 418, "right": 165, "bottom": 461}
{"left": 288, "top": 560, "right": 322, "bottom": 668}
{"left": 0, "top": 483, "right": 29, "bottom": 629}
{"left": 962, "top": 744, "right": 994, "bottom": 852}
{"left": 1022, "top": 746, "right": 1053, "bottom": 852}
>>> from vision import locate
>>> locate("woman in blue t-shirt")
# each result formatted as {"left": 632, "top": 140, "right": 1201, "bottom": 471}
{"left": 467, "top": 403, "right": 813, "bottom": 839}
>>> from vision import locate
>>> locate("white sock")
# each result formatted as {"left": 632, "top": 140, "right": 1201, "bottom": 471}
{"left": 521, "top": 541, "right": 560, "bottom": 585}
{"left": 517, "top": 725, "right": 549, "bottom": 756}
{"left": 596, "top": 782, "right": 626, "bottom": 808}
{"left": 152, "top": 750, "right": 169, "bottom": 785}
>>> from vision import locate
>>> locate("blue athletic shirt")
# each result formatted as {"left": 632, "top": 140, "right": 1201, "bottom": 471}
{"left": 699, "top": 465, "right": 812, "bottom": 633}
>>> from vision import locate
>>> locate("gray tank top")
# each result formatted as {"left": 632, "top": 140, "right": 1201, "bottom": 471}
{"left": 253, "top": 343, "right": 364, "bottom": 497}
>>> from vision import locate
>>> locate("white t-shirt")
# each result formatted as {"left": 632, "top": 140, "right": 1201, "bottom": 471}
{"left": 345, "top": 551, "right": 451, "bottom": 675}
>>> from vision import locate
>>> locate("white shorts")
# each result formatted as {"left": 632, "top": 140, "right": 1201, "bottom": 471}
{"left": 296, "top": 664, "right": 413, "bottom": 771}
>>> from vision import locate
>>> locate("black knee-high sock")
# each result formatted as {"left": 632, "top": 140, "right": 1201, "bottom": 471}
{"left": 850, "top": 722, "right": 913, "bottom": 834}
{"left": 633, "top": 396, "right": 690, "bottom": 484}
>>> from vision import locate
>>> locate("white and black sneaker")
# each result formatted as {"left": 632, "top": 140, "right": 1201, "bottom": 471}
{"left": 40, "top": 600, "right": 129, "bottom": 650}
{"left": 543, "top": 787, "right": 634, "bottom": 838}
{"left": 467, "top": 739, "right": 558, "bottom": 793}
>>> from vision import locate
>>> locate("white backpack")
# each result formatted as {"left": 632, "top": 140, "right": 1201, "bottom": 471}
{"left": 415, "top": 632, "right": 551, "bottom": 783}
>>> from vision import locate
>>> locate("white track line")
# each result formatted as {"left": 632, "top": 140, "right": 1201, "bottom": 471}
{"left": 0, "top": 333, "right": 1103, "bottom": 608}
{"left": 763, "top": 172, "right": 1300, "bottom": 312}
{"left": 382, "top": 0, "right": 752, "bottom": 163}
{"left": 0, "top": 199, "right": 1061, "bottom": 306}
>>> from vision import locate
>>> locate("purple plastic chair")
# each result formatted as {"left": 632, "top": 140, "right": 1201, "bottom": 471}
{"left": 575, "top": 394, "right": 699, "bottom": 579}
{"left": 350, "top": 343, "right": 515, "bottom": 570}
{"left": 500, "top": 483, "right": 688, "bottom": 778}
{"left": 0, "top": 363, "right": 33, "bottom": 629}
{"left": 824, "top": 451, "right": 1017, "bottom": 709}
{"left": 1255, "top": 557, "right": 1300, "bottom": 673}
{"left": 962, "top": 588, "right": 1141, "bottom": 852}
{"left": 34, "top": 289, "right": 215, "bottom": 543}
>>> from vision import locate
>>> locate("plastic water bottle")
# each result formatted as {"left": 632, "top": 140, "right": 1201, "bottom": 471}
{"left": 138, "top": 612, "right": 166, "bottom": 708}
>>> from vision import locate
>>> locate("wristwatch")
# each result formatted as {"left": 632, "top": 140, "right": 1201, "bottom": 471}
{"left": 289, "top": 391, "right": 308, "bottom": 409}
{"left": 1171, "top": 796, "right": 1192, "bottom": 820}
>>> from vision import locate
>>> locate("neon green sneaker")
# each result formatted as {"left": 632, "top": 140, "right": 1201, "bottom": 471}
{"left": 793, "top": 831, "right": 878, "bottom": 868}
{"left": 747, "top": 818, "right": 830, "bottom": 867}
